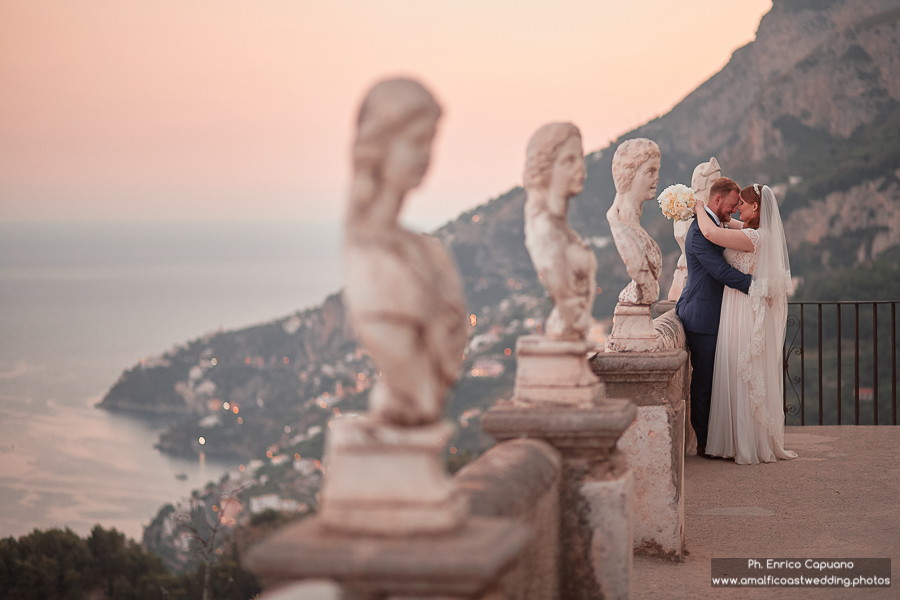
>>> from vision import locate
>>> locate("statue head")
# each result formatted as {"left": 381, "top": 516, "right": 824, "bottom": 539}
{"left": 691, "top": 157, "right": 721, "bottom": 202}
{"left": 612, "top": 138, "right": 661, "bottom": 200}
{"left": 349, "top": 79, "right": 442, "bottom": 221}
{"left": 524, "top": 123, "right": 584, "bottom": 201}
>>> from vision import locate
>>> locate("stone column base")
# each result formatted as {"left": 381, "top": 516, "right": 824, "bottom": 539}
{"left": 318, "top": 415, "right": 467, "bottom": 536}
{"left": 582, "top": 456, "right": 634, "bottom": 600}
{"left": 591, "top": 348, "right": 687, "bottom": 561}
{"left": 606, "top": 303, "right": 663, "bottom": 352}
{"left": 513, "top": 335, "right": 605, "bottom": 405}
{"left": 482, "top": 399, "right": 637, "bottom": 600}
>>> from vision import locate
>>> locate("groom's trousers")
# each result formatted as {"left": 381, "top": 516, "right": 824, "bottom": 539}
{"left": 684, "top": 330, "right": 717, "bottom": 449}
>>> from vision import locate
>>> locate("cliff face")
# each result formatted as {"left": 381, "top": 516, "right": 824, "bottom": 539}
{"left": 437, "top": 0, "right": 900, "bottom": 300}
{"left": 99, "top": 0, "right": 900, "bottom": 456}
{"left": 636, "top": 0, "right": 900, "bottom": 162}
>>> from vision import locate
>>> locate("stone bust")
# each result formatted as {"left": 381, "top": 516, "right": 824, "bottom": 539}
{"left": 691, "top": 156, "right": 721, "bottom": 203}
{"left": 342, "top": 78, "right": 468, "bottom": 426}
{"left": 667, "top": 156, "right": 721, "bottom": 301}
{"left": 607, "top": 138, "right": 662, "bottom": 306}
{"left": 523, "top": 123, "right": 596, "bottom": 340}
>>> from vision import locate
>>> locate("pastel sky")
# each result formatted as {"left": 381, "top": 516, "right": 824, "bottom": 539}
{"left": 0, "top": 0, "right": 772, "bottom": 229}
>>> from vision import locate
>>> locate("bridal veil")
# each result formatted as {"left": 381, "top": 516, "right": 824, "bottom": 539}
{"left": 741, "top": 186, "right": 793, "bottom": 438}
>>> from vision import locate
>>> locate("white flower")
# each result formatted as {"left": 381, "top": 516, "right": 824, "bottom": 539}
{"left": 657, "top": 184, "right": 697, "bottom": 221}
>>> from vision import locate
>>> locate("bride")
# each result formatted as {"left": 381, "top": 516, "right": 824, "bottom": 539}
{"left": 694, "top": 184, "right": 797, "bottom": 464}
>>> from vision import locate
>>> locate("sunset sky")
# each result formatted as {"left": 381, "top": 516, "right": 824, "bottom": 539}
{"left": 0, "top": 0, "right": 772, "bottom": 229}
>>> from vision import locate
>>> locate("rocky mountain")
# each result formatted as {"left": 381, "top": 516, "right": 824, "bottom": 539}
{"left": 100, "top": 0, "right": 900, "bottom": 462}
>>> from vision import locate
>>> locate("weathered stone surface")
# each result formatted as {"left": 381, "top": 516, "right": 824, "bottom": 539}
{"left": 653, "top": 310, "right": 687, "bottom": 351}
{"left": 591, "top": 348, "right": 687, "bottom": 407}
{"left": 582, "top": 462, "right": 634, "bottom": 600}
{"left": 457, "top": 439, "right": 561, "bottom": 600}
{"left": 557, "top": 453, "right": 632, "bottom": 600}
{"left": 482, "top": 399, "right": 636, "bottom": 458}
{"left": 617, "top": 404, "right": 684, "bottom": 560}
{"left": 244, "top": 516, "right": 530, "bottom": 598}
{"left": 591, "top": 339, "right": 688, "bottom": 561}
{"left": 318, "top": 416, "right": 467, "bottom": 536}
{"left": 482, "top": 400, "right": 636, "bottom": 600}
{"left": 258, "top": 581, "right": 341, "bottom": 600}
{"left": 512, "top": 335, "right": 605, "bottom": 405}
{"left": 605, "top": 303, "right": 663, "bottom": 353}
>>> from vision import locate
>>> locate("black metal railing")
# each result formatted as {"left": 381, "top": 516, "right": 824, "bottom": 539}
{"left": 783, "top": 301, "right": 898, "bottom": 426}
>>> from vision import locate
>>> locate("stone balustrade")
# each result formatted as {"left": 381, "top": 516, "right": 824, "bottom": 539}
{"left": 455, "top": 439, "right": 561, "bottom": 600}
{"left": 246, "top": 438, "right": 561, "bottom": 600}
{"left": 590, "top": 308, "right": 689, "bottom": 561}
{"left": 244, "top": 89, "right": 692, "bottom": 600}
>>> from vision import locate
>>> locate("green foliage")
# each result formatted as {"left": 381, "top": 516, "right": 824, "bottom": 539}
{"left": 446, "top": 450, "right": 477, "bottom": 474}
{"left": 779, "top": 0, "right": 844, "bottom": 14}
{"left": 249, "top": 509, "right": 282, "bottom": 527}
{"left": 793, "top": 246, "right": 900, "bottom": 301}
{"left": 774, "top": 103, "right": 900, "bottom": 216}
{"left": 0, "top": 525, "right": 260, "bottom": 600}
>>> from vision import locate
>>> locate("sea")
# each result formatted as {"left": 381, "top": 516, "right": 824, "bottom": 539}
{"left": 0, "top": 220, "right": 342, "bottom": 541}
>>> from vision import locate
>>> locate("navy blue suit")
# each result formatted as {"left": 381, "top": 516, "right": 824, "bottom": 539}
{"left": 676, "top": 213, "right": 752, "bottom": 448}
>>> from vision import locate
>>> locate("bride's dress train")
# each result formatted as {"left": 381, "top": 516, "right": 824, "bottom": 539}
{"left": 706, "top": 227, "right": 797, "bottom": 464}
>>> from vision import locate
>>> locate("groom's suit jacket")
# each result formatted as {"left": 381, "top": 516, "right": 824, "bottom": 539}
{"left": 676, "top": 211, "right": 753, "bottom": 335}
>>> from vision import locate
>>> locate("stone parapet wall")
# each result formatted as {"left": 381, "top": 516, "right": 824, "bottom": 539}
{"left": 591, "top": 310, "right": 690, "bottom": 561}
{"left": 456, "top": 439, "right": 562, "bottom": 600}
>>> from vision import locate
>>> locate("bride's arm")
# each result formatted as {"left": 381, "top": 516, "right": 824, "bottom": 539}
{"left": 694, "top": 200, "right": 754, "bottom": 252}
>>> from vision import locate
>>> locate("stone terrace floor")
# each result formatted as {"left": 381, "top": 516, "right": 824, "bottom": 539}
{"left": 633, "top": 426, "right": 899, "bottom": 599}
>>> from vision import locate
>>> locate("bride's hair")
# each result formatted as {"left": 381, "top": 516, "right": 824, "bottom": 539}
{"left": 740, "top": 185, "right": 762, "bottom": 230}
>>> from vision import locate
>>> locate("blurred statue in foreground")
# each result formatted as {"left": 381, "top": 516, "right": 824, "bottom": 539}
{"left": 343, "top": 78, "right": 468, "bottom": 426}
{"left": 524, "top": 123, "right": 596, "bottom": 340}
{"left": 320, "top": 78, "right": 469, "bottom": 535}
{"left": 606, "top": 138, "right": 663, "bottom": 352}
{"left": 514, "top": 123, "right": 603, "bottom": 405}
{"left": 667, "top": 157, "right": 721, "bottom": 301}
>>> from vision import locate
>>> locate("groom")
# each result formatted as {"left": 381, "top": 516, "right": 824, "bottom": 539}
{"left": 676, "top": 177, "right": 752, "bottom": 456}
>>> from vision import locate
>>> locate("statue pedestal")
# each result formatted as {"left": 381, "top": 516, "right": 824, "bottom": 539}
{"left": 318, "top": 416, "right": 468, "bottom": 536}
{"left": 590, "top": 347, "right": 688, "bottom": 561}
{"left": 513, "top": 335, "right": 604, "bottom": 405}
{"left": 483, "top": 340, "right": 636, "bottom": 600}
{"left": 606, "top": 303, "right": 663, "bottom": 352}
{"left": 247, "top": 416, "right": 532, "bottom": 599}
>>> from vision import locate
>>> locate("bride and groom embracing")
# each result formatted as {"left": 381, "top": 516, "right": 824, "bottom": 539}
{"left": 676, "top": 176, "right": 798, "bottom": 465}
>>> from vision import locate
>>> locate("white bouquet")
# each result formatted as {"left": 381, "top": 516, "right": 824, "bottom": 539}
{"left": 657, "top": 184, "right": 697, "bottom": 221}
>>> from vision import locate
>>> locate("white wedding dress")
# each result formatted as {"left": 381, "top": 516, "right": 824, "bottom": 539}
{"left": 706, "top": 225, "right": 798, "bottom": 464}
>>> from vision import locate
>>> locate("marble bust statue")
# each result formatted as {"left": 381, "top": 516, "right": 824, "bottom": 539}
{"left": 608, "top": 138, "right": 662, "bottom": 305}
{"left": 667, "top": 157, "right": 721, "bottom": 301}
{"left": 510, "top": 122, "right": 604, "bottom": 405}
{"left": 606, "top": 138, "right": 663, "bottom": 352}
{"left": 320, "top": 78, "right": 469, "bottom": 535}
{"left": 342, "top": 79, "right": 469, "bottom": 426}
{"left": 523, "top": 123, "right": 596, "bottom": 341}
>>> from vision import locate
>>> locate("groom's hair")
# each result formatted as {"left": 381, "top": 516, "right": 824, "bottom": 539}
{"left": 709, "top": 177, "right": 740, "bottom": 203}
